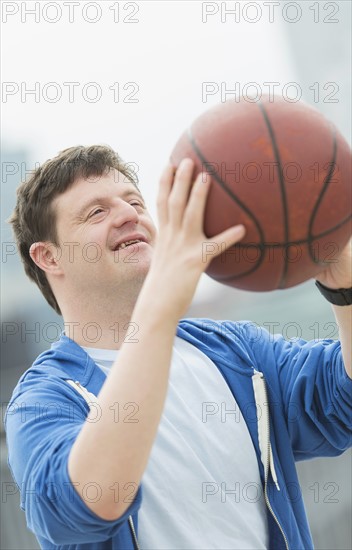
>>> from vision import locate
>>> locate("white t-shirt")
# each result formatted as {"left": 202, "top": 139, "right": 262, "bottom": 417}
{"left": 83, "top": 336, "right": 268, "bottom": 549}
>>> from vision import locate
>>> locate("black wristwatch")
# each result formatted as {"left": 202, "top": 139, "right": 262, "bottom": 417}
{"left": 315, "top": 280, "right": 352, "bottom": 306}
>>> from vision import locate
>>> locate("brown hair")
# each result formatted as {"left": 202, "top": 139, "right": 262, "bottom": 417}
{"left": 8, "top": 145, "right": 138, "bottom": 316}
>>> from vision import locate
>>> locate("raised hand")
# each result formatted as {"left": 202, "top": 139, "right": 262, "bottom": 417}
{"left": 146, "top": 158, "right": 246, "bottom": 321}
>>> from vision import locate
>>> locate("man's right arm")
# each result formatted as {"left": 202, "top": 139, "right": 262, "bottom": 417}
{"left": 67, "top": 159, "right": 246, "bottom": 520}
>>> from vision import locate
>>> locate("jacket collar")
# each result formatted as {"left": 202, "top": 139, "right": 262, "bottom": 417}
{"left": 32, "top": 332, "right": 105, "bottom": 387}
{"left": 31, "top": 319, "right": 255, "bottom": 383}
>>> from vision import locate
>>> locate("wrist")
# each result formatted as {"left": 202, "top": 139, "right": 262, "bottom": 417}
{"left": 135, "top": 275, "right": 183, "bottom": 325}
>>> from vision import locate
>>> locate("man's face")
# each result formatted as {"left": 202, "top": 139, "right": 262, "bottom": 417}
{"left": 53, "top": 168, "right": 157, "bottom": 302}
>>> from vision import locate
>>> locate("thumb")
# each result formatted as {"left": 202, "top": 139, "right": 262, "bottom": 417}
{"left": 214, "top": 223, "right": 246, "bottom": 250}
{"left": 203, "top": 224, "right": 246, "bottom": 263}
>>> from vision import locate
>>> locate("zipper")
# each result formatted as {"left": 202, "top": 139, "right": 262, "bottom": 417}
{"left": 253, "top": 371, "right": 290, "bottom": 550}
{"left": 129, "top": 515, "right": 140, "bottom": 550}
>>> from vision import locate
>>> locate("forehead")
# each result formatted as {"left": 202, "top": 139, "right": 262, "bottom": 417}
{"left": 54, "top": 169, "right": 143, "bottom": 215}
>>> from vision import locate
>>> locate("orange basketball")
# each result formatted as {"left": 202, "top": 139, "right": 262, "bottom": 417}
{"left": 170, "top": 96, "right": 352, "bottom": 291}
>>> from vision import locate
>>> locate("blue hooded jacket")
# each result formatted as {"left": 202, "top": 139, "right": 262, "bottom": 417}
{"left": 5, "top": 319, "right": 352, "bottom": 549}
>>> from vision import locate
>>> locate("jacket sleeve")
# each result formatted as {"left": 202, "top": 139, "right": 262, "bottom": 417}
{"left": 250, "top": 324, "right": 352, "bottom": 461}
{"left": 5, "top": 373, "right": 142, "bottom": 545}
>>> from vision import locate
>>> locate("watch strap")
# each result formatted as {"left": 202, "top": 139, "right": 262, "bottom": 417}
{"left": 315, "top": 280, "right": 352, "bottom": 306}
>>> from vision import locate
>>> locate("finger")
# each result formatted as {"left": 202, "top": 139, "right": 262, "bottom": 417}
{"left": 214, "top": 224, "right": 246, "bottom": 250}
{"left": 156, "top": 163, "right": 176, "bottom": 226}
{"left": 168, "top": 158, "right": 195, "bottom": 226}
{"left": 203, "top": 225, "right": 246, "bottom": 264}
{"left": 183, "top": 171, "right": 211, "bottom": 229}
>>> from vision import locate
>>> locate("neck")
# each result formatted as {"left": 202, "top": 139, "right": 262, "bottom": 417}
{"left": 61, "top": 295, "right": 139, "bottom": 350}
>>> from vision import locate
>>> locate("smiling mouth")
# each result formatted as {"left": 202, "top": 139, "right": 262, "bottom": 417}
{"left": 113, "top": 239, "right": 146, "bottom": 251}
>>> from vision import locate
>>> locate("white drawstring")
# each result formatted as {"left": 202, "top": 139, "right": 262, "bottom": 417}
{"left": 66, "top": 379, "right": 100, "bottom": 404}
{"left": 252, "top": 370, "right": 280, "bottom": 491}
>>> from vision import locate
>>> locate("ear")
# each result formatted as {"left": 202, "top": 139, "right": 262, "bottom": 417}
{"left": 29, "top": 242, "right": 63, "bottom": 276}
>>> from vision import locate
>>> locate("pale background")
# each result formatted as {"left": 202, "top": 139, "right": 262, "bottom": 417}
{"left": 1, "top": 1, "right": 351, "bottom": 548}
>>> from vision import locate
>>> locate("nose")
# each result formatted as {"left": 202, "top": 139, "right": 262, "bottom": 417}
{"left": 111, "top": 198, "right": 139, "bottom": 227}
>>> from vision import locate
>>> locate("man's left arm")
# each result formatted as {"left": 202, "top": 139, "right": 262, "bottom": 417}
{"left": 315, "top": 238, "right": 352, "bottom": 379}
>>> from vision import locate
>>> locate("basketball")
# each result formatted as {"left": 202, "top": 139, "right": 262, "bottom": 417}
{"left": 170, "top": 96, "right": 352, "bottom": 291}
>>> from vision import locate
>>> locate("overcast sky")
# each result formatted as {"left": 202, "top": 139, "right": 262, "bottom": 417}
{"left": 2, "top": 1, "right": 299, "bottom": 212}
{"left": 2, "top": 0, "right": 303, "bottom": 304}
{"left": 3, "top": 0, "right": 350, "bottom": 310}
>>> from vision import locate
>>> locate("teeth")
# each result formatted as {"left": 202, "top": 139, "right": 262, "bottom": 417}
{"left": 118, "top": 239, "right": 141, "bottom": 250}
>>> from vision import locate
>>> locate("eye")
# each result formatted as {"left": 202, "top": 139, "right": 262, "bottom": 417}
{"left": 89, "top": 208, "right": 104, "bottom": 217}
{"left": 130, "top": 201, "right": 145, "bottom": 210}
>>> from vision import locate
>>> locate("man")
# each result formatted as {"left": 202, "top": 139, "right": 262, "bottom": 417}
{"left": 5, "top": 144, "right": 352, "bottom": 549}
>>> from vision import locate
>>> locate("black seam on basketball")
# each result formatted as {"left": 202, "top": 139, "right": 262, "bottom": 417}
{"left": 213, "top": 212, "right": 351, "bottom": 281}
{"left": 187, "top": 127, "right": 266, "bottom": 278}
{"left": 307, "top": 126, "right": 338, "bottom": 262}
{"left": 233, "top": 212, "right": 351, "bottom": 248}
{"left": 257, "top": 100, "right": 289, "bottom": 289}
